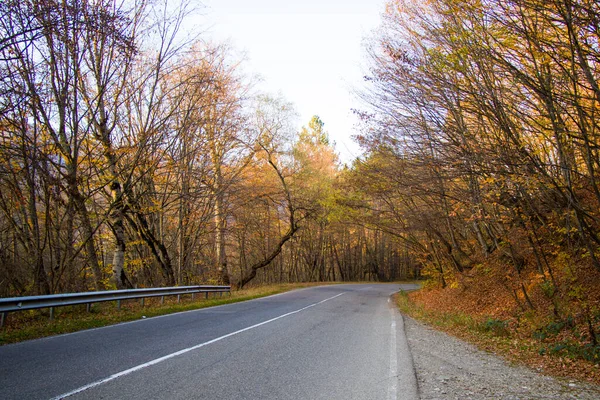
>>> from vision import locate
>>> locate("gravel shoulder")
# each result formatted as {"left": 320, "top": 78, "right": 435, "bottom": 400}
{"left": 403, "top": 316, "right": 600, "bottom": 399}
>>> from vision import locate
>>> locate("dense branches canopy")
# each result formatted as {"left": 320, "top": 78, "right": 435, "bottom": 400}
{"left": 354, "top": 0, "right": 600, "bottom": 347}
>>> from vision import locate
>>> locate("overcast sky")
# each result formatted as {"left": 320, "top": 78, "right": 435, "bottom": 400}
{"left": 199, "top": 0, "right": 386, "bottom": 163}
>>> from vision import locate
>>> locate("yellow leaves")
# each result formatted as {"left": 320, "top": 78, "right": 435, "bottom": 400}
{"left": 482, "top": 176, "right": 497, "bottom": 185}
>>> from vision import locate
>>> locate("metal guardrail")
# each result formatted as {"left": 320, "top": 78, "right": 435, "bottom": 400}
{"left": 0, "top": 285, "right": 231, "bottom": 327}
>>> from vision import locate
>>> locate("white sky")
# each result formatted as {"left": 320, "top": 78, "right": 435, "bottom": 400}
{"left": 198, "top": 0, "right": 386, "bottom": 163}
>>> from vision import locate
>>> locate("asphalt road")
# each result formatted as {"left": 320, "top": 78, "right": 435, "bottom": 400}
{"left": 0, "top": 284, "right": 419, "bottom": 400}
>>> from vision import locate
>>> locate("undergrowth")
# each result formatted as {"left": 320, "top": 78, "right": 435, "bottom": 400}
{"left": 397, "top": 291, "right": 509, "bottom": 338}
{"left": 397, "top": 285, "right": 600, "bottom": 385}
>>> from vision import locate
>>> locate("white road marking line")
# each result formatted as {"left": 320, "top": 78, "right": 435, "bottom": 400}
{"left": 388, "top": 308, "right": 398, "bottom": 400}
{"left": 51, "top": 292, "right": 346, "bottom": 400}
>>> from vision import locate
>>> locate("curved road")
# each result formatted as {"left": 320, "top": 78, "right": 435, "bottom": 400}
{"left": 0, "top": 284, "right": 419, "bottom": 400}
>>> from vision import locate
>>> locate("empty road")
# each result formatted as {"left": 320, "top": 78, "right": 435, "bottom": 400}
{"left": 0, "top": 284, "right": 419, "bottom": 399}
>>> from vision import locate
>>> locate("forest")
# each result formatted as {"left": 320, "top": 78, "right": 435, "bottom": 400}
{"left": 0, "top": 0, "right": 416, "bottom": 296}
{"left": 1, "top": 0, "right": 600, "bottom": 346}
{"left": 358, "top": 0, "right": 600, "bottom": 366}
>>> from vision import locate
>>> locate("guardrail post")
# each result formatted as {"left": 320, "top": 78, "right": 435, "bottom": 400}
{"left": 0, "top": 312, "right": 6, "bottom": 328}
{"left": 86, "top": 303, "right": 92, "bottom": 313}
{"left": 141, "top": 298, "right": 145, "bottom": 307}
{"left": 117, "top": 300, "right": 121, "bottom": 310}
{"left": 177, "top": 295, "right": 181, "bottom": 303}
{"left": 161, "top": 296, "right": 164, "bottom": 305}
{"left": 49, "top": 307, "right": 54, "bottom": 321}
{"left": 205, "top": 292, "right": 208, "bottom": 299}
{"left": 191, "top": 293, "right": 195, "bottom": 301}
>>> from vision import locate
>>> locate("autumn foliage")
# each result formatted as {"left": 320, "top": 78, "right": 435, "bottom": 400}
{"left": 0, "top": 0, "right": 415, "bottom": 296}
{"left": 355, "top": 0, "right": 600, "bottom": 372}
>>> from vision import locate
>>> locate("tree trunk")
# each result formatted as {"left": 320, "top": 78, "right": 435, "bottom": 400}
{"left": 110, "top": 182, "right": 133, "bottom": 289}
{"left": 236, "top": 225, "right": 299, "bottom": 289}
{"left": 214, "top": 180, "right": 229, "bottom": 285}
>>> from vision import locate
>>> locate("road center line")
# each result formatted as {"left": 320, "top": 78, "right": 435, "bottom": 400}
{"left": 51, "top": 292, "right": 346, "bottom": 400}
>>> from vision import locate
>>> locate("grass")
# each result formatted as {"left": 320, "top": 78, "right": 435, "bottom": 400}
{"left": 0, "top": 283, "right": 325, "bottom": 345}
{"left": 396, "top": 290, "right": 480, "bottom": 332}
{"left": 395, "top": 288, "right": 534, "bottom": 349}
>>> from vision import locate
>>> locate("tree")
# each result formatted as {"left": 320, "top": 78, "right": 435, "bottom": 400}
{"left": 228, "top": 96, "right": 300, "bottom": 288}
{"left": 0, "top": 0, "right": 132, "bottom": 292}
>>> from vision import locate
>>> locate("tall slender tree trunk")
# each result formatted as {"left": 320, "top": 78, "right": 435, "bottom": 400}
{"left": 214, "top": 172, "right": 228, "bottom": 285}
{"left": 70, "top": 191, "right": 104, "bottom": 290}
{"left": 110, "top": 181, "right": 133, "bottom": 289}
{"left": 29, "top": 189, "right": 50, "bottom": 295}
{"left": 23, "top": 142, "right": 50, "bottom": 295}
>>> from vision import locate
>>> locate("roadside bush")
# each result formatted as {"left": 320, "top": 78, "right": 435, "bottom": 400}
{"left": 480, "top": 317, "right": 509, "bottom": 337}
{"left": 539, "top": 342, "right": 600, "bottom": 363}
{"left": 533, "top": 317, "right": 574, "bottom": 340}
